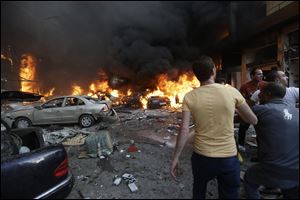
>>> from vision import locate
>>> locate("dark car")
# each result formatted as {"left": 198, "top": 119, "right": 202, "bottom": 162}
{"left": 1, "top": 90, "right": 43, "bottom": 102}
{"left": 147, "top": 96, "right": 171, "bottom": 109}
{"left": 1, "top": 120, "right": 74, "bottom": 199}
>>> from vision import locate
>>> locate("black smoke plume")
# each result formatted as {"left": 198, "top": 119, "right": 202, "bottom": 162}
{"left": 1, "top": 1, "right": 265, "bottom": 94}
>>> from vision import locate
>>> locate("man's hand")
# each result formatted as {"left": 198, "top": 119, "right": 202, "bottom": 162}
{"left": 170, "top": 111, "right": 191, "bottom": 180}
{"left": 170, "top": 158, "right": 181, "bottom": 180}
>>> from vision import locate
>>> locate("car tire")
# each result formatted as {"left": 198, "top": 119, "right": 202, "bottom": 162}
{"left": 79, "top": 114, "right": 95, "bottom": 128}
{"left": 14, "top": 117, "right": 32, "bottom": 129}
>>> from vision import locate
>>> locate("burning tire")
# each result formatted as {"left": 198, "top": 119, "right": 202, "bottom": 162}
{"left": 79, "top": 114, "right": 95, "bottom": 128}
{"left": 14, "top": 117, "right": 32, "bottom": 128}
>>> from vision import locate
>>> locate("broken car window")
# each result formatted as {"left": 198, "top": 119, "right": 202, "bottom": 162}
{"left": 42, "top": 98, "right": 64, "bottom": 108}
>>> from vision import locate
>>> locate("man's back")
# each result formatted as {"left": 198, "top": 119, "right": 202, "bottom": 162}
{"left": 183, "top": 83, "right": 245, "bottom": 157}
{"left": 253, "top": 99, "right": 299, "bottom": 170}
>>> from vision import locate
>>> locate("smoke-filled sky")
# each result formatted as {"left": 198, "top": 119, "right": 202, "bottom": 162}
{"left": 1, "top": 1, "right": 265, "bottom": 93}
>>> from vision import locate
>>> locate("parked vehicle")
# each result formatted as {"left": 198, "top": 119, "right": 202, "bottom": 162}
{"left": 1, "top": 90, "right": 43, "bottom": 129}
{"left": 1, "top": 90, "right": 43, "bottom": 102}
{"left": 2, "top": 95, "right": 116, "bottom": 128}
{"left": 147, "top": 96, "right": 171, "bottom": 109}
{"left": 1, "top": 123, "right": 74, "bottom": 199}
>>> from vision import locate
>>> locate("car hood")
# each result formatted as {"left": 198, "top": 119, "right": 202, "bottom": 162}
{"left": 10, "top": 105, "right": 35, "bottom": 111}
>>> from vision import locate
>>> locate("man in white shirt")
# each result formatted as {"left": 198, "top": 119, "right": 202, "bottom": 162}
{"left": 251, "top": 70, "right": 299, "bottom": 107}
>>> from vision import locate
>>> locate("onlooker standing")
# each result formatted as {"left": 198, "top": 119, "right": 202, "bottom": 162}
{"left": 238, "top": 67, "right": 266, "bottom": 149}
{"left": 244, "top": 82, "right": 299, "bottom": 199}
{"left": 170, "top": 56, "right": 257, "bottom": 199}
{"left": 251, "top": 69, "right": 299, "bottom": 107}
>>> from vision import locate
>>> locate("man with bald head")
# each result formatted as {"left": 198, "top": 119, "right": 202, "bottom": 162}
{"left": 251, "top": 69, "right": 299, "bottom": 107}
{"left": 244, "top": 82, "right": 299, "bottom": 199}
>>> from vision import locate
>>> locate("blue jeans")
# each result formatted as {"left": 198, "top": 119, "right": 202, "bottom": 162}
{"left": 191, "top": 152, "right": 240, "bottom": 199}
{"left": 244, "top": 164, "right": 299, "bottom": 199}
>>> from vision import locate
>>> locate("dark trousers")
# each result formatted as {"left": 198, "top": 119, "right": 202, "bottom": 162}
{"left": 244, "top": 163, "right": 299, "bottom": 199}
{"left": 191, "top": 152, "right": 240, "bottom": 199}
{"left": 238, "top": 121, "right": 250, "bottom": 146}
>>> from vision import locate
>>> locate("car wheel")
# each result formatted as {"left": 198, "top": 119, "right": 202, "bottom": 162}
{"left": 14, "top": 117, "right": 32, "bottom": 128}
{"left": 79, "top": 115, "right": 95, "bottom": 128}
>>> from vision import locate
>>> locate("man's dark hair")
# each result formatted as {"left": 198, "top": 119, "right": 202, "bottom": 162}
{"left": 250, "top": 67, "right": 261, "bottom": 76}
{"left": 261, "top": 82, "right": 286, "bottom": 99}
{"left": 192, "top": 56, "right": 215, "bottom": 82}
{"left": 265, "top": 69, "right": 279, "bottom": 82}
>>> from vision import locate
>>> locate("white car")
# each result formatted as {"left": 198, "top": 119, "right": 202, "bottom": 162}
{"left": 3, "top": 95, "right": 116, "bottom": 128}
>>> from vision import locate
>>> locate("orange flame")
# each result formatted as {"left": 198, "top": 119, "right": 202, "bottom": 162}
{"left": 44, "top": 88, "right": 55, "bottom": 97}
{"left": 20, "top": 54, "right": 37, "bottom": 93}
{"left": 140, "top": 72, "right": 200, "bottom": 108}
{"left": 40, "top": 88, "right": 55, "bottom": 101}
{"left": 72, "top": 84, "right": 83, "bottom": 95}
{"left": 157, "top": 72, "right": 200, "bottom": 106}
{"left": 127, "top": 89, "right": 132, "bottom": 96}
{"left": 19, "top": 53, "right": 56, "bottom": 100}
{"left": 17, "top": 57, "right": 199, "bottom": 108}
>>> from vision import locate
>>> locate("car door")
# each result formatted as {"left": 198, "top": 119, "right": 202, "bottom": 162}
{"left": 33, "top": 98, "right": 64, "bottom": 124}
{"left": 61, "top": 97, "right": 84, "bottom": 123}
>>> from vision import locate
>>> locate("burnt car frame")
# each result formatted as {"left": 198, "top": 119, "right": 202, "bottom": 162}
{"left": 147, "top": 96, "right": 171, "bottom": 109}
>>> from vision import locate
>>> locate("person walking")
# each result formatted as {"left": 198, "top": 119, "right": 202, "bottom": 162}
{"left": 170, "top": 55, "right": 257, "bottom": 199}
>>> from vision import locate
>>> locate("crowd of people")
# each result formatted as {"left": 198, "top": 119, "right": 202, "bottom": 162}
{"left": 170, "top": 56, "right": 299, "bottom": 199}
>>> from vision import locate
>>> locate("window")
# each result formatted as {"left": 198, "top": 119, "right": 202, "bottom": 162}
{"left": 65, "top": 97, "right": 80, "bottom": 106}
{"left": 78, "top": 99, "right": 85, "bottom": 105}
{"left": 42, "top": 98, "right": 64, "bottom": 108}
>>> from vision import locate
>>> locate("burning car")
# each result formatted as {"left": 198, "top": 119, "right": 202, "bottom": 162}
{"left": 147, "top": 96, "right": 171, "bottom": 109}
{"left": 1, "top": 122, "right": 74, "bottom": 199}
{"left": 3, "top": 95, "right": 116, "bottom": 128}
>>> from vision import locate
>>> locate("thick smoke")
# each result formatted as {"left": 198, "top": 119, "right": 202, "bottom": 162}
{"left": 1, "top": 1, "right": 265, "bottom": 94}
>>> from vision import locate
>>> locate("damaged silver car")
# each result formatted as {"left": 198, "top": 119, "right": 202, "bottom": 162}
{"left": 3, "top": 95, "right": 116, "bottom": 128}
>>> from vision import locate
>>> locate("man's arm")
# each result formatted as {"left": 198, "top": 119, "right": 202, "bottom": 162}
{"left": 170, "top": 111, "right": 191, "bottom": 179}
{"left": 249, "top": 90, "right": 261, "bottom": 106}
{"left": 236, "top": 102, "right": 258, "bottom": 125}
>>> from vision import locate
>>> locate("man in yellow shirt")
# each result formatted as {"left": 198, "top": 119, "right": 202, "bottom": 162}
{"left": 170, "top": 56, "right": 257, "bottom": 199}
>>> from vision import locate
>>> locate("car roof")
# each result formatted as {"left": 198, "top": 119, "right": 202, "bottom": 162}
{"left": 48, "top": 95, "right": 90, "bottom": 99}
